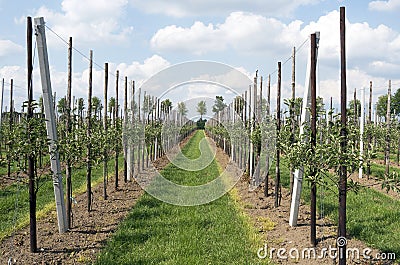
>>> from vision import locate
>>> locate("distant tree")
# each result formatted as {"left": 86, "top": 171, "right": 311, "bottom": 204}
{"left": 161, "top": 99, "right": 172, "bottom": 115}
{"left": 294, "top": 97, "right": 303, "bottom": 118}
{"left": 376, "top": 94, "right": 394, "bottom": 121}
{"left": 197, "top": 100, "right": 207, "bottom": 119}
{"left": 196, "top": 118, "right": 206, "bottom": 129}
{"left": 212, "top": 96, "right": 226, "bottom": 114}
{"left": 392, "top": 88, "right": 400, "bottom": 116}
{"left": 57, "top": 97, "right": 67, "bottom": 115}
{"left": 348, "top": 99, "right": 361, "bottom": 118}
{"left": 108, "top": 97, "right": 115, "bottom": 118}
{"left": 92, "top": 96, "right": 102, "bottom": 120}
{"left": 177, "top": 102, "right": 188, "bottom": 117}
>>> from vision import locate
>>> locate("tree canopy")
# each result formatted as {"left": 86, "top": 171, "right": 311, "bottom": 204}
{"left": 212, "top": 96, "right": 226, "bottom": 114}
{"left": 197, "top": 100, "right": 207, "bottom": 119}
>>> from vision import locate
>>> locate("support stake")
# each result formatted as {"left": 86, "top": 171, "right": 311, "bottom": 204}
{"left": 34, "top": 17, "right": 67, "bottom": 233}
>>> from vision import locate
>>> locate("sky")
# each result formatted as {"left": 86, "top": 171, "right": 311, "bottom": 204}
{"left": 0, "top": 0, "right": 400, "bottom": 118}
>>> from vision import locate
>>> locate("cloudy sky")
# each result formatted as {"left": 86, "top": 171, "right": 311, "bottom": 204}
{"left": 0, "top": 0, "right": 400, "bottom": 117}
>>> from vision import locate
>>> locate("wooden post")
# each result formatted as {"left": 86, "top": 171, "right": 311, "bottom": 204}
{"left": 367, "top": 81, "right": 372, "bottom": 176}
{"left": 385, "top": 80, "right": 391, "bottom": 177}
{"left": 7, "top": 79, "right": 13, "bottom": 179}
{"left": 142, "top": 91, "right": 145, "bottom": 170}
{"left": 115, "top": 71, "right": 119, "bottom": 190}
{"left": 87, "top": 50, "right": 93, "bottom": 212}
{"left": 264, "top": 74, "right": 271, "bottom": 197}
{"left": 275, "top": 62, "right": 281, "bottom": 208}
{"left": 0, "top": 78, "right": 4, "bottom": 127}
{"left": 339, "top": 7, "right": 348, "bottom": 265}
{"left": 34, "top": 17, "right": 67, "bottom": 232}
{"left": 137, "top": 87, "right": 141, "bottom": 172}
{"left": 359, "top": 88, "right": 365, "bottom": 178}
{"left": 289, "top": 32, "right": 320, "bottom": 227}
{"left": 103, "top": 63, "right": 108, "bottom": 200}
{"left": 27, "top": 16, "right": 37, "bottom": 253}
{"left": 129, "top": 81, "right": 135, "bottom": 180}
{"left": 123, "top": 76, "right": 128, "bottom": 183}
{"left": 65, "top": 36, "right": 73, "bottom": 228}
{"left": 354, "top": 88, "right": 357, "bottom": 126}
{"left": 290, "top": 46, "right": 296, "bottom": 196}
{"left": 310, "top": 33, "right": 317, "bottom": 247}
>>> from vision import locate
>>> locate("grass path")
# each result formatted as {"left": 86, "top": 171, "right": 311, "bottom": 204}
{"left": 0, "top": 156, "right": 124, "bottom": 241}
{"left": 278, "top": 157, "right": 400, "bottom": 260}
{"left": 96, "top": 130, "right": 267, "bottom": 265}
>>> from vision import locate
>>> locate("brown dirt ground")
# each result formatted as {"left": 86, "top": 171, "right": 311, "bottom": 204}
{"left": 0, "top": 171, "right": 148, "bottom": 264}
{"left": 351, "top": 173, "right": 400, "bottom": 201}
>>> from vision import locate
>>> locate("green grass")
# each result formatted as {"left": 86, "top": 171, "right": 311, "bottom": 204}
{"left": 0, "top": 162, "right": 19, "bottom": 178}
{"left": 369, "top": 158, "right": 400, "bottom": 180}
{"left": 0, "top": 155, "right": 124, "bottom": 241}
{"left": 278, "top": 158, "right": 400, "bottom": 259}
{"left": 96, "top": 130, "right": 267, "bottom": 265}
{"left": 0, "top": 155, "right": 51, "bottom": 180}
{"left": 375, "top": 151, "right": 398, "bottom": 162}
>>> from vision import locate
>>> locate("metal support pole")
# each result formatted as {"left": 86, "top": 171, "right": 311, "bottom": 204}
{"left": 34, "top": 17, "right": 67, "bottom": 233}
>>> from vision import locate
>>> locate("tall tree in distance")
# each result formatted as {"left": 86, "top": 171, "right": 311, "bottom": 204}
{"left": 391, "top": 87, "right": 400, "bottom": 116}
{"left": 57, "top": 97, "right": 67, "bottom": 117}
{"left": 92, "top": 96, "right": 102, "bottom": 120}
{"left": 108, "top": 97, "right": 115, "bottom": 119}
{"left": 376, "top": 94, "right": 394, "bottom": 121}
{"left": 177, "top": 101, "right": 188, "bottom": 125}
{"left": 177, "top": 102, "right": 188, "bottom": 117}
{"left": 197, "top": 100, "right": 207, "bottom": 120}
{"left": 212, "top": 96, "right": 226, "bottom": 114}
{"left": 161, "top": 99, "right": 172, "bottom": 116}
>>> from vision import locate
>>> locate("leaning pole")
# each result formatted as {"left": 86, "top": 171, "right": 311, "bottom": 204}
{"left": 34, "top": 17, "right": 68, "bottom": 233}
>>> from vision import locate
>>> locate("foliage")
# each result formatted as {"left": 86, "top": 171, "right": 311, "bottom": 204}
{"left": 348, "top": 99, "right": 361, "bottom": 118}
{"left": 280, "top": 110, "right": 361, "bottom": 193}
{"left": 212, "top": 95, "right": 226, "bottom": 114}
{"left": 376, "top": 94, "right": 394, "bottom": 120}
{"left": 161, "top": 99, "right": 172, "bottom": 115}
{"left": 197, "top": 100, "right": 207, "bottom": 119}
{"left": 196, "top": 118, "right": 206, "bottom": 130}
{"left": 177, "top": 102, "right": 188, "bottom": 116}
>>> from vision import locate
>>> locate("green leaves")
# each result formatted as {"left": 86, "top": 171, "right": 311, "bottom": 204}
{"left": 280, "top": 112, "right": 362, "bottom": 192}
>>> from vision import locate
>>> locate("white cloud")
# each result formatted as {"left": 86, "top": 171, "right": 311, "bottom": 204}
{"left": 369, "top": 0, "right": 400, "bottom": 11}
{"left": 33, "top": 0, "right": 133, "bottom": 46}
{"left": 0, "top": 55, "right": 171, "bottom": 111}
{"left": 130, "top": 0, "right": 321, "bottom": 17}
{"left": 151, "top": 12, "right": 305, "bottom": 56}
{"left": 116, "top": 55, "right": 171, "bottom": 88}
{"left": 151, "top": 10, "right": 400, "bottom": 82}
{"left": 0, "top": 40, "right": 24, "bottom": 57}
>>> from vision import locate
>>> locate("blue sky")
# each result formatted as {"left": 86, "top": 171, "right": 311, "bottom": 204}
{"left": 1, "top": 0, "right": 400, "bottom": 117}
